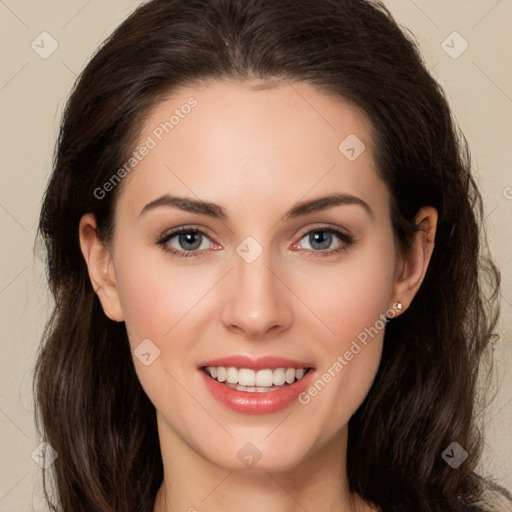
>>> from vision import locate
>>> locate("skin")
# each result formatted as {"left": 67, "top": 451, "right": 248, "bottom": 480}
{"left": 79, "top": 80, "right": 437, "bottom": 512}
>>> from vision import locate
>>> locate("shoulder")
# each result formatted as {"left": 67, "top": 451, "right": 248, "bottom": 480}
{"left": 467, "top": 482, "right": 512, "bottom": 512}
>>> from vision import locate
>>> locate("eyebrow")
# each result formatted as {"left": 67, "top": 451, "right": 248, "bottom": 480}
{"left": 139, "top": 192, "right": 373, "bottom": 220}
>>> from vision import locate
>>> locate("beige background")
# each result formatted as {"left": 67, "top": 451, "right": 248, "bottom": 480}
{"left": 0, "top": 1, "right": 511, "bottom": 510}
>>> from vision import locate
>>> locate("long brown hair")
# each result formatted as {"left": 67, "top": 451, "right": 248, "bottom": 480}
{"left": 34, "top": 0, "right": 503, "bottom": 510}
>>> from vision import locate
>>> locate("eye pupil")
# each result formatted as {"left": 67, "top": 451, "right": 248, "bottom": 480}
{"left": 310, "top": 231, "right": 332, "bottom": 250}
{"left": 180, "top": 232, "right": 201, "bottom": 250}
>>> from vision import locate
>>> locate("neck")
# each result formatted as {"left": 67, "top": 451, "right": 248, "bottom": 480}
{"left": 153, "top": 412, "right": 372, "bottom": 512}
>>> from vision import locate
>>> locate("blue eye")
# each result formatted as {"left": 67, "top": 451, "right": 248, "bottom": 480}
{"left": 156, "top": 226, "right": 354, "bottom": 258}
{"left": 157, "top": 227, "right": 214, "bottom": 257}
{"left": 295, "top": 228, "right": 354, "bottom": 255}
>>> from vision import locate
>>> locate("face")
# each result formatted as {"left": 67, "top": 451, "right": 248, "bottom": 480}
{"left": 87, "top": 80, "right": 407, "bottom": 473}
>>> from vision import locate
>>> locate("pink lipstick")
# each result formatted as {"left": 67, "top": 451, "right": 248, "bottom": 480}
{"left": 198, "top": 355, "right": 315, "bottom": 414}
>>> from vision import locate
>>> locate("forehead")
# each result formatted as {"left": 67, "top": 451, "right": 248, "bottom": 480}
{"left": 115, "top": 79, "right": 389, "bottom": 221}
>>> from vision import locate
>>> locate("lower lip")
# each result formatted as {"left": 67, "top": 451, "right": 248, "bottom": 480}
{"left": 200, "top": 369, "right": 315, "bottom": 414}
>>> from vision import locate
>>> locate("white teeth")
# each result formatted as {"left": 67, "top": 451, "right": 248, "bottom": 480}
{"left": 205, "top": 366, "right": 309, "bottom": 388}
{"left": 225, "top": 382, "right": 282, "bottom": 392}
{"left": 226, "top": 367, "right": 238, "bottom": 384}
{"left": 216, "top": 367, "right": 226, "bottom": 382}
{"left": 273, "top": 368, "right": 286, "bottom": 386}
{"left": 285, "top": 368, "right": 296, "bottom": 384}
{"left": 256, "top": 369, "right": 274, "bottom": 387}
{"left": 238, "top": 368, "right": 256, "bottom": 387}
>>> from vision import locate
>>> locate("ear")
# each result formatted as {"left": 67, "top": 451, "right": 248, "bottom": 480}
{"left": 389, "top": 206, "right": 438, "bottom": 314}
{"left": 79, "top": 213, "right": 124, "bottom": 322}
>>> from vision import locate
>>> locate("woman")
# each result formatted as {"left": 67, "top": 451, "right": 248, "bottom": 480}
{"left": 34, "top": 0, "right": 511, "bottom": 510}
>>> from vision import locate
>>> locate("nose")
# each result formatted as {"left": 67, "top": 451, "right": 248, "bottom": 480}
{"left": 220, "top": 248, "right": 293, "bottom": 339}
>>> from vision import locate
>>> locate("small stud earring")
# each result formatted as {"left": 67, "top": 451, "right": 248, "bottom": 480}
{"left": 396, "top": 302, "right": 403, "bottom": 311}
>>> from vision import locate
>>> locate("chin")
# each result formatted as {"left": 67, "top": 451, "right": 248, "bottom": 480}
{"left": 193, "top": 426, "right": 329, "bottom": 474}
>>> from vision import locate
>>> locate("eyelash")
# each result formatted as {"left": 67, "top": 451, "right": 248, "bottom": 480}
{"left": 156, "top": 225, "right": 355, "bottom": 259}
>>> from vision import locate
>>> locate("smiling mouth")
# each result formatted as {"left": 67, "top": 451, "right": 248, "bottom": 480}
{"left": 202, "top": 366, "right": 312, "bottom": 393}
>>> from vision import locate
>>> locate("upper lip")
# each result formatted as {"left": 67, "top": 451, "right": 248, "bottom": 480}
{"left": 198, "top": 355, "right": 315, "bottom": 371}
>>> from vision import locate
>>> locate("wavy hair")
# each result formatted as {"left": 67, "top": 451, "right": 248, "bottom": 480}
{"left": 34, "top": 0, "right": 503, "bottom": 510}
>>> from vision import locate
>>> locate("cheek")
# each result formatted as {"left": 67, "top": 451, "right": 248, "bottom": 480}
{"left": 113, "top": 241, "right": 218, "bottom": 348}
{"left": 292, "top": 232, "right": 395, "bottom": 426}
{"left": 294, "top": 229, "right": 395, "bottom": 347}
{"left": 112, "top": 247, "right": 212, "bottom": 418}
